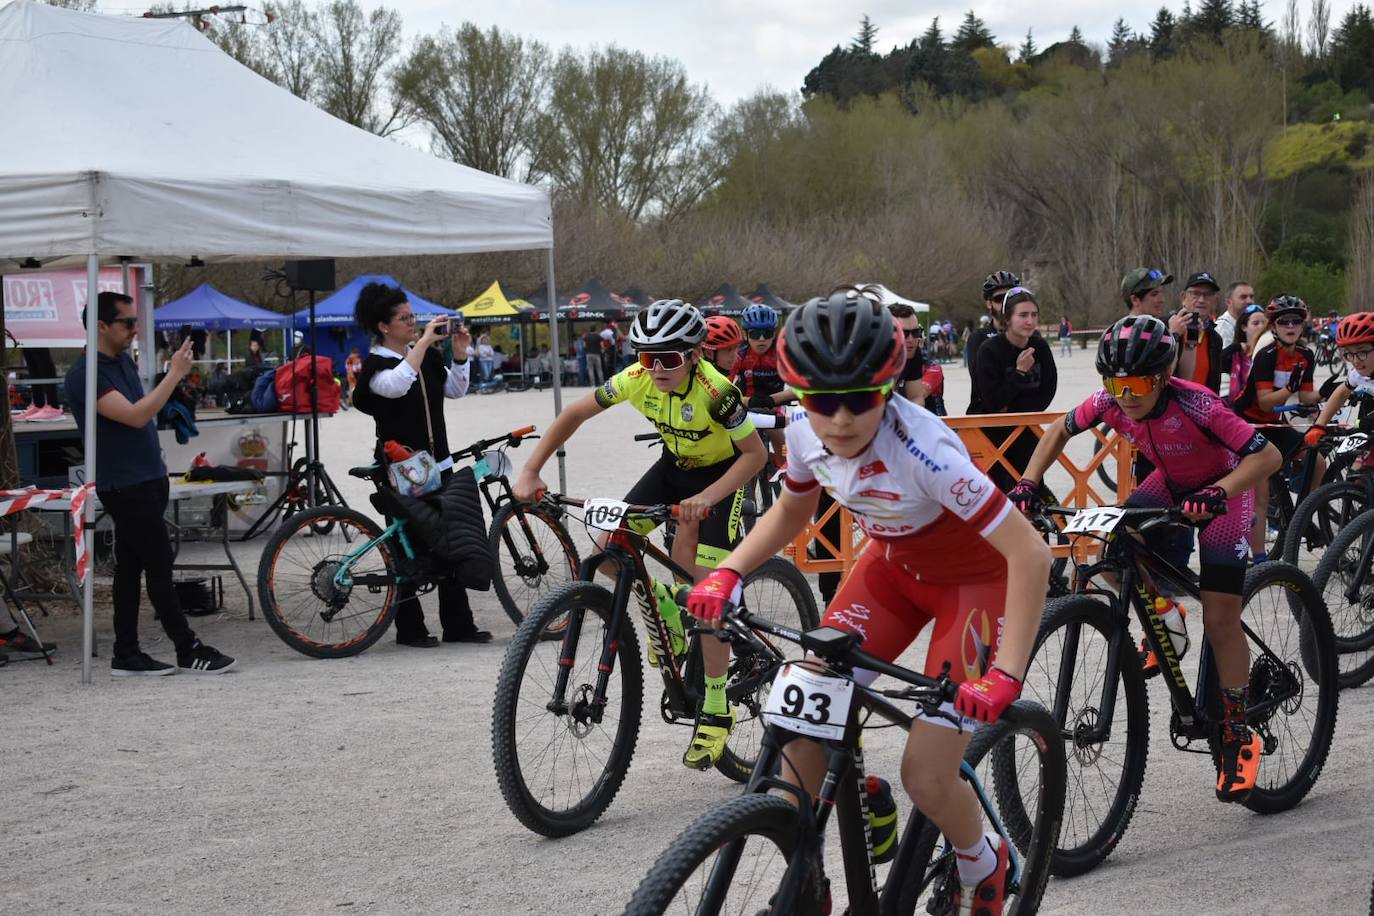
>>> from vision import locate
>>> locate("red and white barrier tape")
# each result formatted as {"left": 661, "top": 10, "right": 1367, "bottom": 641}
{"left": 0, "top": 485, "right": 96, "bottom": 583}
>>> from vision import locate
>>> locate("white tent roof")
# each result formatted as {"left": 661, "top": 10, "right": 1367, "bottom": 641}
{"left": 0, "top": 0, "right": 551, "bottom": 264}
{"left": 857, "top": 282, "right": 930, "bottom": 313}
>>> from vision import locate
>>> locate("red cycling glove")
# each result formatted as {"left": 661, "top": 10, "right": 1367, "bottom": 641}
{"left": 687, "top": 568, "right": 744, "bottom": 623}
{"left": 1303, "top": 425, "right": 1327, "bottom": 449}
{"left": 1007, "top": 478, "right": 1042, "bottom": 515}
{"left": 955, "top": 667, "right": 1022, "bottom": 723}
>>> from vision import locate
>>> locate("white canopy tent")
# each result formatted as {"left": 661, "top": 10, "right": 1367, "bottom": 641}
{"left": 857, "top": 282, "right": 931, "bottom": 314}
{"left": 0, "top": 0, "right": 561, "bottom": 682}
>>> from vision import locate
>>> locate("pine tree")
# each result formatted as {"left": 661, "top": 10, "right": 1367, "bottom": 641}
{"left": 851, "top": 14, "right": 879, "bottom": 55}
{"left": 1331, "top": 3, "right": 1374, "bottom": 96}
{"left": 1018, "top": 27, "right": 1038, "bottom": 62}
{"left": 1069, "top": 25, "right": 1085, "bottom": 45}
{"left": 1109, "top": 18, "right": 1134, "bottom": 62}
{"left": 952, "top": 10, "right": 995, "bottom": 53}
{"left": 907, "top": 17, "right": 951, "bottom": 95}
{"left": 1151, "top": 6, "right": 1178, "bottom": 58}
{"left": 1237, "top": 0, "right": 1265, "bottom": 29}
{"left": 1194, "top": 0, "right": 1235, "bottom": 43}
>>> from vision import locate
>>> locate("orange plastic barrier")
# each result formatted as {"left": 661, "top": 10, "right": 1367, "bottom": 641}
{"left": 787, "top": 411, "right": 1136, "bottom": 577}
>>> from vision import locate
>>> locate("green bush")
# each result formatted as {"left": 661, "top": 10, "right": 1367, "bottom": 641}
{"left": 1258, "top": 258, "right": 1347, "bottom": 311}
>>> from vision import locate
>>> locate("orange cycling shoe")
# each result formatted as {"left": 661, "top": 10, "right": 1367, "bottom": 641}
{"left": 1216, "top": 728, "right": 1262, "bottom": 802}
{"left": 949, "top": 835, "right": 1008, "bottom": 916}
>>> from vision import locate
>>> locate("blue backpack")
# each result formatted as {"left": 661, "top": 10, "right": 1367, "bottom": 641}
{"left": 250, "top": 368, "right": 279, "bottom": 412}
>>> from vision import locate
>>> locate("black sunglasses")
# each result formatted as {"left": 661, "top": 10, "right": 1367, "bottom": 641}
{"left": 746, "top": 329, "right": 775, "bottom": 340}
{"left": 106, "top": 317, "right": 138, "bottom": 330}
{"left": 902, "top": 328, "right": 923, "bottom": 339}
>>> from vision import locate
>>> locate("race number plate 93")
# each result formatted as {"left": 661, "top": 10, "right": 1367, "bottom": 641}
{"left": 763, "top": 664, "right": 854, "bottom": 740}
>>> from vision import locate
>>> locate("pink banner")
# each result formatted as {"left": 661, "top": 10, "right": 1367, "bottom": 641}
{"left": 2, "top": 267, "right": 136, "bottom": 347}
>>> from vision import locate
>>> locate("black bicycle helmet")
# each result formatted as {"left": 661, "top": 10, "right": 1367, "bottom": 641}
{"left": 1096, "top": 315, "right": 1177, "bottom": 377}
{"left": 1266, "top": 294, "right": 1308, "bottom": 322}
{"left": 982, "top": 270, "right": 1021, "bottom": 300}
{"left": 778, "top": 287, "right": 905, "bottom": 390}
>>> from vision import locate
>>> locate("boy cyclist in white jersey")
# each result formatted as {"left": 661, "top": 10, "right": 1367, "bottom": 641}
{"left": 687, "top": 289, "right": 1051, "bottom": 916}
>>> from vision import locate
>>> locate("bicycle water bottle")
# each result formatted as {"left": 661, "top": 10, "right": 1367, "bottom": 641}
{"left": 1153, "top": 597, "right": 1190, "bottom": 659}
{"left": 865, "top": 776, "right": 899, "bottom": 864}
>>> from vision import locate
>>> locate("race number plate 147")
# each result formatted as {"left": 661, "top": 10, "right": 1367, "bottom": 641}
{"left": 763, "top": 663, "right": 855, "bottom": 740}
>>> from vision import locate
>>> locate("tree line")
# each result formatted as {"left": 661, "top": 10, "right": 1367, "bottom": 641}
{"left": 38, "top": 0, "right": 1374, "bottom": 328}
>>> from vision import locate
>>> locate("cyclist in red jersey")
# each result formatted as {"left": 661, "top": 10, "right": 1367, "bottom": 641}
{"left": 689, "top": 289, "right": 1051, "bottom": 915}
{"left": 1011, "top": 315, "right": 1282, "bottom": 803}
{"left": 1230, "top": 295, "right": 1323, "bottom": 560}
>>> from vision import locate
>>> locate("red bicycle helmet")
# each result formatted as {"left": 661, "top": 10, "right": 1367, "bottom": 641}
{"left": 703, "top": 315, "right": 743, "bottom": 350}
{"left": 1337, "top": 312, "right": 1374, "bottom": 347}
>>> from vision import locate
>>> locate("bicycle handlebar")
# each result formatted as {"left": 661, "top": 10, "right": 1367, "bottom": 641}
{"left": 544, "top": 493, "right": 690, "bottom": 522}
{"left": 717, "top": 605, "right": 958, "bottom": 705}
{"left": 452, "top": 425, "right": 539, "bottom": 461}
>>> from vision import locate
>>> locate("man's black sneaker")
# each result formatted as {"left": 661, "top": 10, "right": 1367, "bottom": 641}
{"left": 176, "top": 641, "right": 237, "bottom": 675}
{"left": 111, "top": 652, "right": 176, "bottom": 677}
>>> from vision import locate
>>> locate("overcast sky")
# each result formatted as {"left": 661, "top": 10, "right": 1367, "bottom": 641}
{"left": 382, "top": 0, "right": 1362, "bottom": 105}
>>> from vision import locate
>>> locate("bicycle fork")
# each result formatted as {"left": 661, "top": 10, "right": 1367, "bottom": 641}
{"left": 545, "top": 573, "right": 636, "bottom": 724}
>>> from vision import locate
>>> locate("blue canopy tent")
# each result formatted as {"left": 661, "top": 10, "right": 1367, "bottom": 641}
{"left": 154, "top": 283, "right": 291, "bottom": 330}
{"left": 290, "top": 274, "right": 460, "bottom": 368}
{"left": 154, "top": 283, "right": 291, "bottom": 366}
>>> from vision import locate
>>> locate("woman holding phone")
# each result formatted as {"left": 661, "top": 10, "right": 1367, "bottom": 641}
{"left": 351, "top": 283, "right": 491, "bottom": 647}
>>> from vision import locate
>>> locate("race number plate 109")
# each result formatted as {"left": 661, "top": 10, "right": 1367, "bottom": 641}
{"left": 1063, "top": 506, "right": 1127, "bottom": 536}
{"left": 762, "top": 663, "right": 855, "bottom": 740}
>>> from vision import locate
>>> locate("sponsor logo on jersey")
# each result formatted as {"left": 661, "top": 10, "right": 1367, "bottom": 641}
{"left": 593, "top": 379, "right": 618, "bottom": 408}
{"left": 653, "top": 421, "right": 709, "bottom": 442}
{"left": 890, "top": 420, "right": 944, "bottom": 473}
{"left": 1163, "top": 415, "right": 1183, "bottom": 433}
{"left": 858, "top": 488, "right": 900, "bottom": 501}
{"left": 949, "top": 476, "right": 986, "bottom": 508}
{"left": 681, "top": 403, "right": 694, "bottom": 422}
{"left": 829, "top": 602, "right": 870, "bottom": 640}
{"left": 858, "top": 459, "right": 888, "bottom": 479}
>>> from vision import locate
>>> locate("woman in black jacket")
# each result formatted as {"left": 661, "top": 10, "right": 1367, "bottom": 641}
{"left": 350, "top": 282, "right": 491, "bottom": 647}
{"left": 969, "top": 287, "right": 1058, "bottom": 492}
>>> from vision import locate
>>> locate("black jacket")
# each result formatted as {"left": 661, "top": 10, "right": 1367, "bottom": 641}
{"left": 968, "top": 333, "right": 1057, "bottom": 415}
{"left": 390, "top": 468, "right": 493, "bottom": 591}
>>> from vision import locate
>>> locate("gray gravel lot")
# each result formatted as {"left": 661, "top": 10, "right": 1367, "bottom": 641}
{"left": 3, "top": 348, "right": 1370, "bottom": 915}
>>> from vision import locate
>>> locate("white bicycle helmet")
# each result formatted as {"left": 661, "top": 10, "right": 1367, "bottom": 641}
{"left": 629, "top": 299, "right": 707, "bottom": 349}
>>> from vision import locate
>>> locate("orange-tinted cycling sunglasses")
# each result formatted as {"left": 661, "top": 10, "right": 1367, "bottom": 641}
{"left": 1102, "top": 374, "right": 1163, "bottom": 398}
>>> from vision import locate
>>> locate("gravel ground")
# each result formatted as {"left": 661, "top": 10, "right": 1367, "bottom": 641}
{"left": 3, "top": 345, "right": 1371, "bottom": 915}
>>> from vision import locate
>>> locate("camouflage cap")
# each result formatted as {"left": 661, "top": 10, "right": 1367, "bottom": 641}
{"left": 1121, "top": 268, "right": 1173, "bottom": 306}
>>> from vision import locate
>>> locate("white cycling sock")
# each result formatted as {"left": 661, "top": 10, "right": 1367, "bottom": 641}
{"left": 954, "top": 833, "right": 999, "bottom": 886}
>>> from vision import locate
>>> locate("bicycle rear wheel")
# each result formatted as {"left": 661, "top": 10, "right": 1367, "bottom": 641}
{"left": 622, "top": 794, "right": 823, "bottom": 916}
{"left": 256, "top": 507, "right": 397, "bottom": 658}
{"left": 715, "top": 557, "right": 821, "bottom": 783}
{"left": 895, "top": 701, "right": 1064, "bottom": 915}
{"left": 1282, "top": 480, "right": 1370, "bottom": 577}
{"left": 491, "top": 582, "right": 643, "bottom": 837}
{"left": 1310, "top": 510, "right": 1374, "bottom": 688}
{"left": 1219, "top": 562, "right": 1339, "bottom": 813}
{"left": 488, "top": 502, "right": 581, "bottom": 625}
{"left": 1016, "top": 595, "right": 1148, "bottom": 877}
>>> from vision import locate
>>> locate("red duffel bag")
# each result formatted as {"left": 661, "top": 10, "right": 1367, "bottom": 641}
{"left": 274, "top": 355, "right": 341, "bottom": 414}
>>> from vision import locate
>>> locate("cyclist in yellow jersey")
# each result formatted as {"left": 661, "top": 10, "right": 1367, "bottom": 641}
{"left": 515, "top": 299, "right": 767, "bottom": 769}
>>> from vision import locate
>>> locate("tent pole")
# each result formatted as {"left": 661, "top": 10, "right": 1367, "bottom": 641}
{"left": 546, "top": 249, "right": 566, "bottom": 493}
{"left": 81, "top": 254, "right": 99, "bottom": 685}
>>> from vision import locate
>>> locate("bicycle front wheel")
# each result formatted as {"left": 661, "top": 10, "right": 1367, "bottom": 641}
{"left": 491, "top": 582, "right": 643, "bottom": 837}
{"left": 1224, "top": 561, "right": 1339, "bottom": 813}
{"left": 623, "top": 794, "right": 824, "bottom": 916}
{"left": 1311, "top": 510, "right": 1374, "bottom": 688}
{"left": 256, "top": 506, "right": 397, "bottom": 658}
{"left": 1017, "top": 595, "right": 1148, "bottom": 876}
{"left": 1282, "top": 480, "right": 1370, "bottom": 576}
{"left": 715, "top": 557, "right": 821, "bottom": 783}
{"left": 896, "top": 701, "right": 1064, "bottom": 915}
{"left": 488, "top": 502, "right": 581, "bottom": 625}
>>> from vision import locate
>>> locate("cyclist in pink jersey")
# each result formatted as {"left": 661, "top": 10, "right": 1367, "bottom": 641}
{"left": 1010, "top": 315, "right": 1281, "bottom": 803}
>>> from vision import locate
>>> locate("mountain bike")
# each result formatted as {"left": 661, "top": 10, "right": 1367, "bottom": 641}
{"left": 1020, "top": 505, "right": 1338, "bottom": 877}
{"left": 1310, "top": 505, "right": 1374, "bottom": 688}
{"left": 623, "top": 606, "right": 1065, "bottom": 915}
{"left": 491, "top": 495, "right": 819, "bottom": 837}
{"left": 256, "top": 426, "right": 579, "bottom": 657}
{"left": 1282, "top": 418, "right": 1374, "bottom": 577}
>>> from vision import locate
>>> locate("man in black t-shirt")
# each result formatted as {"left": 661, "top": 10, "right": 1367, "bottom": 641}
{"left": 65, "top": 292, "right": 236, "bottom": 677}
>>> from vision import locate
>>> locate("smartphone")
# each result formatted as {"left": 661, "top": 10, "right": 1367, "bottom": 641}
{"left": 432, "top": 316, "right": 450, "bottom": 337}
{"left": 1184, "top": 312, "right": 1202, "bottom": 346}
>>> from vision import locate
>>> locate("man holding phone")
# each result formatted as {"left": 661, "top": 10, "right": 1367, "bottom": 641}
{"left": 351, "top": 284, "right": 490, "bottom": 646}
{"left": 1173, "top": 270, "right": 1225, "bottom": 394}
